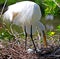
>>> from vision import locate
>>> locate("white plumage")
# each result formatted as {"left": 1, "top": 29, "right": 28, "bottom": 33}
{"left": 3, "top": 1, "right": 45, "bottom": 35}
{"left": 3, "top": 1, "right": 47, "bottom": 50}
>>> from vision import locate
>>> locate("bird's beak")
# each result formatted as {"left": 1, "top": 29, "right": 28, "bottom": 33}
{"left": 42, "top": 31, "right": 47, "bottom": 48}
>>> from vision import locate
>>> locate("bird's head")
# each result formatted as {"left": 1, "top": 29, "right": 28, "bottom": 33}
{"left": 36, "top": 21, "right": 47, "bottom": 48}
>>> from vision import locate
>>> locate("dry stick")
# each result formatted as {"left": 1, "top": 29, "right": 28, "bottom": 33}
{"left": 8, "top": 55, "right": 12, "bottom": 59}
{"left": 1, "top": 0, "right": 20, "bottom": 40}
{"left": 0, "top": 0, "right": 9, "bottom": 35}
{"left": 0, "top": 0, "right": 8, "bottom": 17}
{"left": 10, "top": 23, "right": 21, "bottom": 48}
{"left": 48, "top": 55, "right": 60, "bottom": 58}
{"left": 3, "top": 23, "right": 13, "bottom": 36}
{"left": 10, "top": 24, "right": 19, "bottom": 39}
{"left": 0, "top": 0, "right": 8, "bottom": 30}
{"left": 0, "top": 0, "right": 10, "bottom": 36}
{"left": 10, "top": 48, "right": 20, "bottom": 54}
{"left": 53, "top": 0, "right": 60, "bottom": 8}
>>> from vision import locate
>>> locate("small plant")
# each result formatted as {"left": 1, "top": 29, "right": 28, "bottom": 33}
{"left": 47, "top": 31, "right": 55, "bottom": 36}
{"left": 43, "top": 0, "right": 56, "bottom": 15}
{"left": 0, "top": 28, "right": 14, "bottom": 41}
{"left": 43, "top": 0, "right": 60, "bottom": 16}
{"left": 56, "top": 25, "right": 60, "bottom": 31}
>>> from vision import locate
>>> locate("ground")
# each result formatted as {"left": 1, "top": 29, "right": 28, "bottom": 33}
{"left": 0, "top": 38, "right": 60, "bottom": 59}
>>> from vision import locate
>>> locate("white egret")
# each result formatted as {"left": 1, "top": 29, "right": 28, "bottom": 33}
{"left": 3, "top": 1, "right": 47, "bottom": 52}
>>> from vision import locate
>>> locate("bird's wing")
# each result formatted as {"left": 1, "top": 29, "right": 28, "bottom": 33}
{"left": 12, "top": 12, "right": 19, "bottom": 20}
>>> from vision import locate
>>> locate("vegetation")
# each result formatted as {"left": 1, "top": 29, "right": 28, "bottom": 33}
{"left": 0, "top": 0, "right": 60, "bottom": 44}
{"left": 0, "top": 0, "right": 60, "bottom": 15}
{"left": 0, "top": 0, "right": 60, "bottom": 59}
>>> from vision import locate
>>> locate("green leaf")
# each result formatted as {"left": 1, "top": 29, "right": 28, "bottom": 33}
{"left": 47, "top": 31, "right": 55, "bottom": 36}
{"left": 56, "top": 25, "right": 60, "bottom": 31}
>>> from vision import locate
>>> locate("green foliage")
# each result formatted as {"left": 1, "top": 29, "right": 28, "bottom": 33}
{"left": 7, "top": 0, "right": 17, "bottom": 5}
{"left": 0, "top": 0, "right": 5, "bottom": 4}
{"left": 40, "top": 0, "right": 60, "bottom": 16}
{"left": 47, "top": 31, "right": 55, "bottom": 36}
{"left": 0, "top": 0, "right": 24, "bottom": 5}
{"left": 34, "top": 0, "right": 41, "bottom": 5}
{"left": 47, "top": 25, "right": 60, "bottom": 36}
{"left": 43, "top": 0, "right": 57, "bottom": 15}
{"left": 0, "top": 28, "right": 14, "bottom": 41}
{"left": 55, "top": 0, "right": 60, "bottom": 3}
{"left": 34, "top": 0, "right": 60, "bottom": 16}
{"left": 0, "top": 0, "right": 60, "bottom": 41}
{"left": 56, "top": 25, "right": 60, "bottom": 31}
{"left": 0, "top": 0, "right": 60, "bottom": 16}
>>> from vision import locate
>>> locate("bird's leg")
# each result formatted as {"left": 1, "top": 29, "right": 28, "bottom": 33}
{"left": 30, "top": 25, "right": 37, "bottom": 53}
{"left": 42, "top": 31, "right": 47, "bottom": 48}
{"left": 24, "top": 26, "right": 27, "bottom": 50}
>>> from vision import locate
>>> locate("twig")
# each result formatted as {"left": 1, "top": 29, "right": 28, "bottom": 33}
{"left": 48, "top": 55, "right": 60, "bottom": 57}
{"left": 53, "top": 0, "right": 60, "bottom": 8}
{"left": 0, "top": 0, "right": 8, "bottom": 17}
{"left": 8, "top": 55, "right": 12, "bottom": 59}
{"left": 10, "top": 48, "right": 20, "bottom": 54}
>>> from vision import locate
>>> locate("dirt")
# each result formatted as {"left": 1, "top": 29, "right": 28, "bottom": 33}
{"left": 0, "top": 40, "right": 60, "bottom": 59}
{"left": 0, "top": 42, "right": 39, "bottom": 59}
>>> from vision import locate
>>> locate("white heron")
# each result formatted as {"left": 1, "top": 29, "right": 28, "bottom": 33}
{"left": 3, "top": 1, "right": 47, "bottom": 52}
